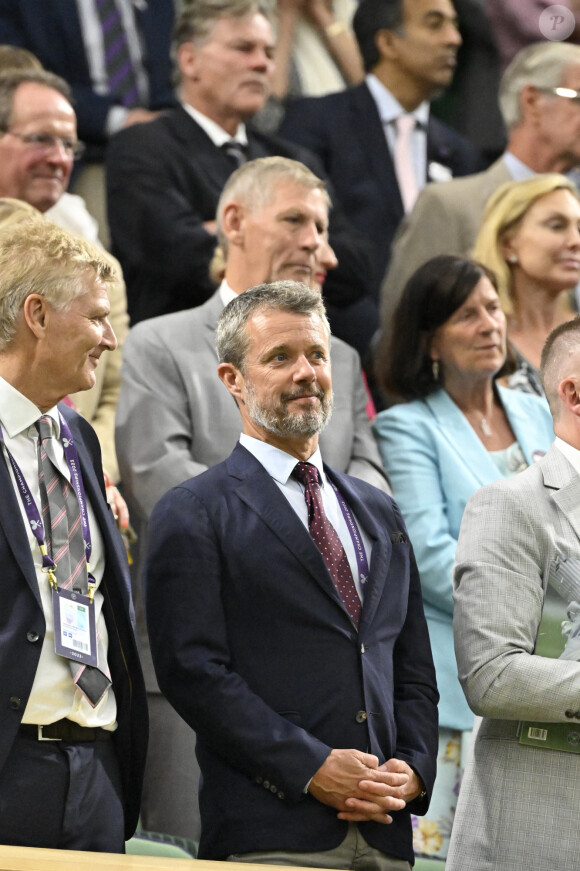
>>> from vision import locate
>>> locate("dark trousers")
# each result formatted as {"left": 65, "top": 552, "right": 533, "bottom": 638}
{"left": 0, "top": 732, "right": 125, "bottom": 852}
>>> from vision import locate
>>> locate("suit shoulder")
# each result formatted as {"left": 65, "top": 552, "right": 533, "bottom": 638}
{"left": 329, "top": 334, "right": 360, "bottom": 364}
{"left": 108, "top": 107, "right": 186, "bottom": 153}
{"left": 374, "top": 398, "right": 430, "bottom": 427}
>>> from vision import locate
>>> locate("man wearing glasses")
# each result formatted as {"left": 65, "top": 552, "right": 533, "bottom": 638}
{"left": 0, "top": 69, "right": 83, "bottom": 214}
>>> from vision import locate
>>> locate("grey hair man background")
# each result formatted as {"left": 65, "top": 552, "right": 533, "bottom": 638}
{"left": 116, "top": 155, "right": 390, "bottom": 842}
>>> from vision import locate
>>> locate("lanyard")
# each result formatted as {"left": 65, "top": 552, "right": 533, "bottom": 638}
{"left": 328, "top": 479, "right": 370, "bottom": 592}
{"left": 0, "top": 413, "right": 94, "bottom": 593}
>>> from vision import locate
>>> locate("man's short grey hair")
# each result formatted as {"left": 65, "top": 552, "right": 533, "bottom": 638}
{"left": 0, "top": 220, "right": 116, "bottom": 352}
{"left": 216, "top": 280, "right": 330, "bottom": 371}
{"left": 500, "top": 42, "right": 580, "bottom": 131}
{"left": 0, "top": 69, "right": 72, "bottom": 130}
{"left": 216, "top": 155, "right": 330, "bottom": 257}
{"left": 540, "top": 316, "right": 580, "bottom": 420}
{"left": 174, "top": 0, "right": 273, "bottom": 50}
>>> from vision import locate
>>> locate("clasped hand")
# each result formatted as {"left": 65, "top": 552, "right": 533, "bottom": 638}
{"left": 308, "top": 749, "right": 422, "bottom": 824}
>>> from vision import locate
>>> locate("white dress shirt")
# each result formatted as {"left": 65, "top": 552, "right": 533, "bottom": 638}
{"left": 181, "top": 103, "right": 249, "bottom": 147}
{"left": 239, "top": 434, "right": 372, "bottom": 599}
{"left": 0, "top": 377, "right": 117, "bottom": 728}
{"left": 366, "top": 73, "right": 430, "bottom": 190}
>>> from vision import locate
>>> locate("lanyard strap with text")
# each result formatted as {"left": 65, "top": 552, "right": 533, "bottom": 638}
{"left": 328, "top": 479, "right": 370, "bottom": 593}
{"left": 0, "top": 414, "right": 94, "bottom": 590}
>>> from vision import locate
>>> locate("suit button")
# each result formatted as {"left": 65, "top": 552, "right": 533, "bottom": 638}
{"left": 255, "top": 776, "right": 263, "bottom": 785}
{"left": 270, "top": 784, "right": 277, "bottom": 793}
{"left": 277, "top": 791, "right": 285, "bottom": 800}
{"left": 26, "top": 631, "right": 40, "bottom": 643}
{"left": 263, "top": 780, "right": 270, "bottom": 789}
{"left": 355, "top": 710, "right": 367, "bottom": 723}
{"left": 9, "top": 697, "right": 21, "bottom": 710}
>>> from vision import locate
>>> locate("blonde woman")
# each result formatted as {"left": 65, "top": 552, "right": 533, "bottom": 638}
{"left": 473, "top": 173, "right": 580, "bottom": 394}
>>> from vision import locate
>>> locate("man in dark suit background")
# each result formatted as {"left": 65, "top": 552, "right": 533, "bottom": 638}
{"left": 280, "top": 0, "right": 482, "bottom": 305}
{"left": 106, "top": 0, "right": 375, "bottom": 359}
{"left": 0, "top": 0, "right": 175, "bottom": 148}
{"left": 0, "top": 219, "right": 147, "bottom": 852}
{"left": 145, "top": 281, "right": 438, "bottom": 868}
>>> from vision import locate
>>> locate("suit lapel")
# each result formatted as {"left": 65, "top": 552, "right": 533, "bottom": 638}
{"left": 325, "top": 468, "right": 392, "bottom": 631}
{"left": 349, "top": 84, "right": 404, "bottom": 214}
{"left": 166, "top": 107, "right": 234, "bottom": 195}
{"left": 424, "top": 390, "right": 501, "bottom": 485}
{"left": 227, "top": 445, "right": 365, "bottom": 620}
{"left": 202, "top": 290, "right": 225, "bottom": 351}
{"left": 497, "top": 385, "right": 553, "bottom": 464}
{"left": 0, "top": 448, "right": 41, "bottom": 606}
{"left": 543, "top": 445, "right": 580, "bottom": 542}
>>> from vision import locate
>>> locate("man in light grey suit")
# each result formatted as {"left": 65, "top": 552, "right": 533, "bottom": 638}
{"left": 116, "top": 156, "right": 389, "bottom": 842}
{"left": 381, "top": 41, "right": 580, "bottom": 327}
{"left": 447, "top": 317, "right": 580, "bottom": 870}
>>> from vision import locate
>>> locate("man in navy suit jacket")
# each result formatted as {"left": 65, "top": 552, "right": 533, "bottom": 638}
{"left": 0, "top": 220, "right": 147, "bottom": 852}
{"left": 280, "top": 0, "right": 482, "bottom": 305}
{"left": 0, "top": 0, "right": 175, "bottom": 147}
{"left": 145, "top": 282, "right": 438, "bottom": 867}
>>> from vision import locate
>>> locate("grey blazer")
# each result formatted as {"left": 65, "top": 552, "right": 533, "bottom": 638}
{"left": 448, "top": 443, "right": 580, "bottom": 871}
{"left": 116, "top": 289, "right": 389, "bottom": 522}
{"left": 380, "top": 157, "right": 511, "bottom": 327}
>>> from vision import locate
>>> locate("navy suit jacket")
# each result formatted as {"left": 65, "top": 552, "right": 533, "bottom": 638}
{"left": 280, "top": 83, "right": 483, "bottom": 301}
{"left": 145, "top": 443, "right": 438, "bottom": 862}
{"left": 106, "top": 105, "right": 375, "bottom": 331}
{"left": 0, "top": 404, "right": 148, "bottom": 839}
{"left": 0, "top": 0, "right": 176, "bottom": 144}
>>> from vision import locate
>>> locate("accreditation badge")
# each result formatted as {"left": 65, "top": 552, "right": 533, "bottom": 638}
{"left": 52, "top": 587, "right": 98, "bottom": 667}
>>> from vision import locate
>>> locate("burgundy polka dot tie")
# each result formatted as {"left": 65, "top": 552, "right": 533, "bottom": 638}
{"left": 293, "top": 461, "right": 361, "bottom": 627}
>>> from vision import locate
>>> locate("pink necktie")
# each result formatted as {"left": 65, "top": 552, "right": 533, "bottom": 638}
{"left": 394, "top": 115, "right": 419, "bottom": 213}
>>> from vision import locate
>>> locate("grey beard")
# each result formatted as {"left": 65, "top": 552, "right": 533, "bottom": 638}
{"left": 246, "top": 385, "right": 334, "bottom": 438}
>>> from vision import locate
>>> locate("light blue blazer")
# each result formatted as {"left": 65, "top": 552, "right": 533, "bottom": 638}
{"left": 372, "top": 386, "right": 555, "bottom": 729}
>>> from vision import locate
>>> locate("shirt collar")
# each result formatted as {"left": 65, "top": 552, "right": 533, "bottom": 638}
{"left": 218, "top": 278, "right": 239, "bottom": 308}
{"left": 0, "top": 375, "right": 60, "bottom": 438}
{"left": 239, "top": 433, "right": 326, "bottom": 485}
{"left": 502, "top": 151, "right": 536, "bottom": 181}
{"left": 181, "top": 102, "right": 248, "bottom": 147}
{"left": 366, "top": 73, "right": 429, "bottom": 127}
{"left": 555, "top": 436, "right": 580, "bottom": 477}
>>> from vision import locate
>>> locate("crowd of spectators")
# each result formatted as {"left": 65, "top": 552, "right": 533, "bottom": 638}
{"left": 2, "top": 0, "right": 580, "bottom": 865}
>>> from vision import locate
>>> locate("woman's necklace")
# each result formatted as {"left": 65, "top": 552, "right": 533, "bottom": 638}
{"left": 479, "top": 415, "right": 492, "bottom": 437}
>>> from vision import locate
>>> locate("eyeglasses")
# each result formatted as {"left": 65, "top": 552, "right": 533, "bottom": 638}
{"left": 1, "top": 130, "right": 86, "bottom": 159}
{"left": 540, "top": 86, "right": 580, "bottom": 104}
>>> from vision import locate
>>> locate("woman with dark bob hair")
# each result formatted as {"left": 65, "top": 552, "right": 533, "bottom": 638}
{"left": 372, "top": 255, "right": 554, "bottom": 861}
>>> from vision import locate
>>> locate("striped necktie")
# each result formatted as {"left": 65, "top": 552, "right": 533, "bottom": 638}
{"left": 36, "top": 416, "right": 111, "bottom": 706}
{"left": 95, "top": 0, "right": 140, "bottom": 108}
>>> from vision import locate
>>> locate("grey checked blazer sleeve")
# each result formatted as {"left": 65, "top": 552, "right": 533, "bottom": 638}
{"left": 453, "top": 476, "right": 580, "bottom": 722}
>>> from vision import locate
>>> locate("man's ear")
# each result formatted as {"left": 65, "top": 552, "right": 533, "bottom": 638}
{"left": 177, "top": 40, "right": 200, "bottom": 82}
{"left": 519, "top": 84, "right": 543, "bottom": 125}
{"left": 221, "top": 202, "right": 246, "bottom": 249}
{"left": 375, "top": 28, "right": 400, "bottom": 62}
{"left": 218, "top": 362, "right": 245, "bottom": 404}
{"left": 22, "top": 294, "right": 50, "bottom": 340}
{"left": 558, "top": 376, "right": 580, "bottom": 416}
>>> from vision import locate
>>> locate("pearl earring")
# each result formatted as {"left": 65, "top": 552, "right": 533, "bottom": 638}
{"left": 507, "top": 254, "right": 518, "bottom": 264}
